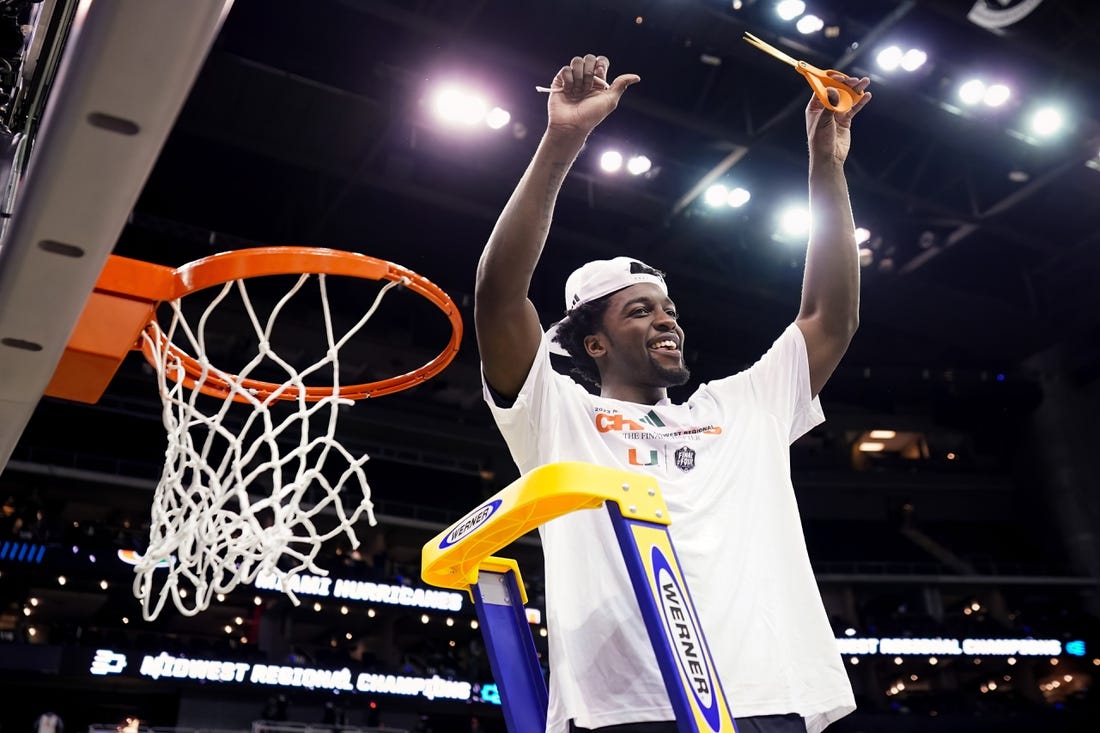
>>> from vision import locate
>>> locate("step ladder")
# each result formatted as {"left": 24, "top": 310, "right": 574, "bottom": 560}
{"left": 422, "top": 462, "right": 738, "bottom": 733}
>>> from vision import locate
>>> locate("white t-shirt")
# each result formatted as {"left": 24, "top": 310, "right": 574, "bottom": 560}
{"left": 483, "top": 323, "right": 855, "bottom": 733}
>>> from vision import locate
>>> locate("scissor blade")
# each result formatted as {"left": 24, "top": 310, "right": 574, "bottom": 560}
{"left": 743, "top": 31, "right": 799, "bottom": 68}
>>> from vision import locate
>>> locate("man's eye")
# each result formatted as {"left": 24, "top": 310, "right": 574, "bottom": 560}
{"left": 666, "top": 310, "right": 679, "bottom": 319}
{"left": 630, "top": 307, "right": 649, "bottom": 317}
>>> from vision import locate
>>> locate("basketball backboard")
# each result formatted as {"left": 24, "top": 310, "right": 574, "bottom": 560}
{"left": 0, "top": 0, "right": 233, "bottom": 474}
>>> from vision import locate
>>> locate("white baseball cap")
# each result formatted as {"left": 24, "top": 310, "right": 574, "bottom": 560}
{"left": 547, "top": 257, "right": 667, "bottom": 355}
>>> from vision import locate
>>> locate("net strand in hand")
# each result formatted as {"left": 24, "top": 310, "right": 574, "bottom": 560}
{"left": 133, "top": 273, "right": 406, "bottom": 620}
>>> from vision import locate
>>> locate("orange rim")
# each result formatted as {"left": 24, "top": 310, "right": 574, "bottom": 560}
{"left": 140, "top": 247, "right": 462, "bottom": 402}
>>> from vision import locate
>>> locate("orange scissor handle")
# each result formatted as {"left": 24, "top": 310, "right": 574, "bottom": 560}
{"left": 797, "top": 62, "right": 861, "bottom": 113}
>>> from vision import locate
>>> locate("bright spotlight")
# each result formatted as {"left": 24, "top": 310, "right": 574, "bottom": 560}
{"left": 776, "top": 0, "right": 806, "bottom": 21}
{"left": 958, "top": 78, "right": 986, "bottom": 106}
{"left": 704, "top": 184, "right": 729, "bottom": 207}
{"left": 900, "top": 49, "right": 927, "bottom": 72}
{"left": 431, "top": 85, "right": 487, "bottom": 126}
{"left": 600, "top": 150, "right": 623, "bottom": 173}
{"left": 796, "top": 14, "right": 824, "bottom": 34}
{"left": 626, "top": 155, "right": 652, "bottom": 175}
{"left": 875, "top": 46, "right": 903, "bottom": 72}
{"left": 1030, "top": 106, "right": 1065, "bottom": 137}
{"left": 855, "top": 227, "right": 871, "bottom": 244}
{"left": 983, "top": 84, "right": 1010, "bottom": 107}
{"left": 727, "top": 187, "right": 751, "bottom": 208}
{"left": 485, "top": 106, "right": 511, "bottom": 129}
{"left": 779, "top": 205, "right": 810, "bottom": 237}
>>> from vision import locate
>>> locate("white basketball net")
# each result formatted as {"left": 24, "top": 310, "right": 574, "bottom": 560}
{"left": 133, "top": 272, "right": 406, "bottom": 620}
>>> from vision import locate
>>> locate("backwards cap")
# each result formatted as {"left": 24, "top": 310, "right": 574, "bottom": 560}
{"left": 547, "top": 257, "right": 667, "bottom": 355}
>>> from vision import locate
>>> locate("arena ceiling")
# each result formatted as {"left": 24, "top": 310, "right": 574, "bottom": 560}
{"left": 120, "top": 0, "right": 1100, "bottom": 377}
{"left": 5, "top": 0, "right": 1100, "bottom": 507}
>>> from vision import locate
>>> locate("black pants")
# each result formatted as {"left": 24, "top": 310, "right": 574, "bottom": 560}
{"left": 569, "top": 713, "right": 807, "bottom": 733}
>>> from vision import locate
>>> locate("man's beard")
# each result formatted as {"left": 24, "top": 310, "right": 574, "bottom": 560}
{"left": 651, "top": 358, "right": 691, "bottom": 387}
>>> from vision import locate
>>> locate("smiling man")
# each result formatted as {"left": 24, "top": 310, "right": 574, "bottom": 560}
{"left": 474, "top": 53, "right": 870, "bottom": 733}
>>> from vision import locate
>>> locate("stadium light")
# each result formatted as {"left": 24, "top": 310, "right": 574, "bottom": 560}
{"left": 779, "top": 204, "right": 810, "bottom": 237}
{"left": 704, "top": 184, "right": 729, "bottom": 207}
{"left": 485, "top": 106, "right": 511, "bottom": 130}
{"left": 900, "top": 49, "right": 927, "bottom": 72}
{"left": 431, "top": 84, "right": 488, "bottom": 126}
{"left": 959, "top": 79, "right": 1013, "bottom": 108}
{"left": 626, "top": 155, "right": 652, "bottom": 175}
{"left": 776, "top": 0, "right": 806, "bottom": 21}
{"left": 958, "top": 78, "right": 986, "bottom": 105}
{"left": 796, "top": 14, "right": 824, "bottom": 34}
{"left": 727, "top": 187, "right": 751, "bottom": 208}
{"left": 983, "top": 84, "right": 1011, "bottom": 107}
{"left": 855, "top": 227, "right": 871, "bottom": 244}
{"left": 877, "top": 46, "right": 926, "bottom": 73}
{"left": 1030, "top": 106, "right": 1065, "bottom": 137}
{"left": 600, "top": 150, "right": 624, "bottom": 173}
{"left": 875, "top": 46, "right": 903, "bottom": 72}
{"left": 859, "top": 442, "right": 886, "bottom": 452}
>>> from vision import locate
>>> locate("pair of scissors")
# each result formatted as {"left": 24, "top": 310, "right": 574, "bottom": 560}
{"left": 743, "top": 31, "right": 862, "bottom": 113}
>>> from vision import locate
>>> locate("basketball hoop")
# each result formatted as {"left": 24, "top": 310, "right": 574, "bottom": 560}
{"left": 142, "top": 247, "right": 462, "bottom": 401}
{"left": 59, "top": 247, "right": 462, "bottom": 619}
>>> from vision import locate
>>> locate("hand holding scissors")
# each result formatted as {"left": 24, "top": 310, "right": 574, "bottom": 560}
{"left": 743, "top": 31, "right": 864, "bottom": 113}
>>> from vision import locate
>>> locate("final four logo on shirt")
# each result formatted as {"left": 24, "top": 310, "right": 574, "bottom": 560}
{"left": 674, "top": 446, "right": 696, "bottom": 472}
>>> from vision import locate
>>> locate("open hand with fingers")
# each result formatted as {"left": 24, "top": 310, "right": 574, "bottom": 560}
{"left": 805, "top": 74, "right": 872, "bottom": 164}
{"left": 541, "top": 54, "right": 640, "bottom": 138}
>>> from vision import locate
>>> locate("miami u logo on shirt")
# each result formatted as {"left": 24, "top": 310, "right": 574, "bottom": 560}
{"left": 628, "top": 448, "right": 660, "bottom": 466}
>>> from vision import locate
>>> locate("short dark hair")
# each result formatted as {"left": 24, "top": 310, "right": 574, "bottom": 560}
{"left": 551, "top": 293, "right": 613, "bottom": 388}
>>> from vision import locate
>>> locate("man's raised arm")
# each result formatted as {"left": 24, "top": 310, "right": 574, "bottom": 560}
{"left": 795, "top": 76, "right": 873, "bottom": 397}
{"left": 475, "top": 54, "right": 638, "bottom": 399}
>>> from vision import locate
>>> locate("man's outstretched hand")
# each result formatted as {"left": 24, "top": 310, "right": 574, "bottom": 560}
{"left": 547, "top": 54, "right": 640, "bottom": 137}
{"left": 805, "top": 75, "right": 872, "bottom": 164}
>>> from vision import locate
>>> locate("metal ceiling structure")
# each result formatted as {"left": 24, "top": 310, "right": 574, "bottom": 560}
{"left": 2, "top": 0, "right": 1099, "bottom": 527}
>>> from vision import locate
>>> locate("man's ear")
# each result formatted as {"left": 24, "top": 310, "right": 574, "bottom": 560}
{"left": 584, "top": 334, "right": 606, "bottom": 358}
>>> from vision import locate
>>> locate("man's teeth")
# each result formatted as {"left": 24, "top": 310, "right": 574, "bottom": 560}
{"left": 652, "top": 340, "right": 678, "bottom": 350}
